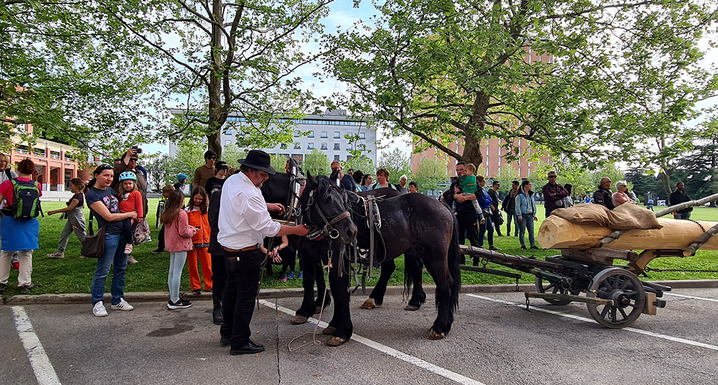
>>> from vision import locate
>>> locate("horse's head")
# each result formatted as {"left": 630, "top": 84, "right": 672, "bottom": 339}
{"left": 300, "top": 171, "right": 357, "bottom": 244}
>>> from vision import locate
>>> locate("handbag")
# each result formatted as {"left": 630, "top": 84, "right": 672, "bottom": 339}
{"left": 132, "top": 220, "right": 151, "bottom": 245}
{"left": 81, "top": 224, "right": 106, "bottom": 258}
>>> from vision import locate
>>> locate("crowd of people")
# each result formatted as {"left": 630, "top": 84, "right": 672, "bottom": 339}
{"left": 0, "top": 148, "right": 699, "bottom": 355}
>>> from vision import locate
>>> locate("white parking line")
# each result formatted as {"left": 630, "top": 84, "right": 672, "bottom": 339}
{"left": 11, "top": 306, "right": 62, "bottom": 385}
{"left": 258, "top": 299, "right": 485, "bottom": 385}
{"left": 466, "top": 294, "right": 718, "bottom": 352}
{"left": 664, "top": 292, "right": 718, "bottom": 303}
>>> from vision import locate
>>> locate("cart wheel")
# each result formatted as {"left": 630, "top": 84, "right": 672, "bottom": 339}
{"left": 586, "top": 268, "right": 645, "bottom": 329}
{"left": 535, "top": 277, "right": 572, "bottom": 306}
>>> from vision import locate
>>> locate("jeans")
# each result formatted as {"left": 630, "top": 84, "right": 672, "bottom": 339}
{"left": 478, "top": 213, "right": 494, "bottom": 247}
{"left": 91, "top": 233, "right": 127, "bottom": 305}
{"left": 677, "top": 212, "right": 691, "bottom": 219}
{"left": 518, "top": 214, "right": 536, "bottom": 248}
{"left": 221, "top": 249, "right": 262, "bottom": 348}
{"left": 506, "top": 209, "right": 518, "bottom": 236}
{"left": 168, "top": 251, "right": 188, "bottom": 302}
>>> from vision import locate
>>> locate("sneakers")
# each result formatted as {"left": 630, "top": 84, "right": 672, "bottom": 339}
{"left": 192, "top": 289, "right": 202, "bottom": 295}
{"left": 167, "top": 298, "right": 192, "bottom": 310}
{"left": 127, "top": 255, "right": 138, "bottom": 264}
{"left": 298, "top": 271, "right": 303, "bottom": 279}
{"left": 124, "top": 244, "right": 133, "bottom": 254}
{"left": 520, "top": 245, "right": 527, "bottom": 250}
{"left": 489, "top": 246, "right": 501, "bottom": 251}
{"left": 287, "top": 271, "right": 295, "bottom": 279}
{"left": 47, "top": 252, "right": 65, "bottom": 259}
{"left": 19, "top": 283, "right": 34, "bottom": 294}
{"left": 152, "top": 249, "right": 164, "bottom": 253}
{"left": 530, "top": 245, "right": 540, "bottom": 250}
{"left": 93, "top": 301, "right": 108, "bottom": 317}
{"left": 110, "top": 298, "right": 134, "bottom": 311}
{"left": 279, "top": 273, "right": 287, "bottom": 282}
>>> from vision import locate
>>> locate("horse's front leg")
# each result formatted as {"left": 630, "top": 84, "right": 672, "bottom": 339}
{"left": 362, "top": 259, "right": 395, "bottom": 309}
{"left": 325, "top": 265, "right": 353, "bottom": 346}
{"left": 292, "top": 251, "right": 318, "bottom": 323}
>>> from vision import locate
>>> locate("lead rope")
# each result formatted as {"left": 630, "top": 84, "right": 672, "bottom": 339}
{"left": 287, "top": 249, "right": 333, "bottom": 351}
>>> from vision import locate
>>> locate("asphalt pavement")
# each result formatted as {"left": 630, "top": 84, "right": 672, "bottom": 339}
{"left": 4, "top": 284, "right": 718, "bottom": 385}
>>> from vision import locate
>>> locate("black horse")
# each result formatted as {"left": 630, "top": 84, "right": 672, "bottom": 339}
{"left": 299, "top": 182, "right": 460, "bottom": 345}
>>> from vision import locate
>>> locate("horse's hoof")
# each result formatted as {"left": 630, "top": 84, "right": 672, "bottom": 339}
{"left": 360, "top": 298, "right": 378, "bottom": 309}
{"left": 322, "top": 326, "right": 336, "bottom": 335}
{"left": 326, "top": 336, "right": 347, "bottom": 346}
{"left": 428, "top": 329, "right": 445, "bottom": 340}
{"left": 290, "top": 315, "right": 308, "bottom": 324}
{"left": 404, "top": 304, "right": 420, "bottom": 311}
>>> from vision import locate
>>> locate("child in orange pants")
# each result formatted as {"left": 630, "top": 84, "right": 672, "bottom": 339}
{"left": 185, "top": 186, "right": 212, "bottom": 295}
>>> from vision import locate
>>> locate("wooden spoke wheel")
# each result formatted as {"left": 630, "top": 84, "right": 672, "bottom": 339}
{"left": 586, "top": 268, "right": 645, "bottom": 329}
{"left": 535, "top": 276, "right": 573, "bottom": 305}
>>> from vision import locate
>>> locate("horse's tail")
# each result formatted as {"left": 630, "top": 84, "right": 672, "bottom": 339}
{"left": 448, "top": 213, "right": 461, "bottom": 312}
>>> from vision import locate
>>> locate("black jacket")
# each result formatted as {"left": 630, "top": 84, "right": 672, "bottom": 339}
{"left": 593, "top": 186, "right": 615, "bottom": 210}
{"left": 207, "top": 187, "right": 222, "bottom": 255}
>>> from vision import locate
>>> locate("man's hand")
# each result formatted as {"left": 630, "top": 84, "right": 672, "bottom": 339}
{"left": 518, "top": 217, "right": 523, "bottom": 224}
{"left": 295, "top": 224, "right": 310, "bottom": 237}
{"left": 454, "top": 194, "right": 466, "bottom": 202}
{"left": 266, "top": 203, "right": 285, "bottom": 215}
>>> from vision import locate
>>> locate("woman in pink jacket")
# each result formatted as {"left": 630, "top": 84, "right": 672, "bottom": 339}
{"left": 161, "top": 189, "right": 197, "bottom": 310}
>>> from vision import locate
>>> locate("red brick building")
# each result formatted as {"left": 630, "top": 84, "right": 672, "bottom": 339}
{"left": 7, "top": 123, "right": 81, "bottom": 191}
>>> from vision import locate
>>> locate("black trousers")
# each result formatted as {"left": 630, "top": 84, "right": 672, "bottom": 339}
{"left": 221, "top": 249, "right": 262, "bottom": 348}
{"left": 156, "top": 225, "right": 165, "bottom": 251}
{"left": 457, "top": 210, "right": 480, "bottom": 247}
{"left": 210, "top": 251, "right": 226, "bottom": 308}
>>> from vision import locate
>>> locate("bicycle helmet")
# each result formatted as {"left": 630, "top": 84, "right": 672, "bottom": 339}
{"left": 177, "top": 173, "right": 188, "bottom": 181}
{"left": 119, "top": 171, "right": 137, "bottom": 181}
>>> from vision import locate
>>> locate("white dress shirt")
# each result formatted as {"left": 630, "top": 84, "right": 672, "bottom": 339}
{"left": 217, "top": 172, "right": 281, "bottom": 249}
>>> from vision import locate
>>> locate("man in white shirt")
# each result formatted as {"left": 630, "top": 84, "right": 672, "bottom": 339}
{"left": 218, "top": 150, "right": 309, "bottom": 355}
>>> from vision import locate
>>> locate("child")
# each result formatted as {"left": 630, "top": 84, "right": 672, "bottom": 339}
{"left": 46, "top": 178, "right": 87, "bottom": 258}
{"left": 161, "top": 189, "right": 196, "bottom": 309}
{"left": 186, "top": 186, "right": 212, "bottom": 295}
{"left": 117, "top": 172, "right": 144, "bottom": 263}
{"left": 262, "top": 236, "right": 294, "bottom": 281}
{"left": 152, "top": 185, "right": 175, "bottom": 253}
{"left": 454, "top": 163, "right": 483, "bottom": 222}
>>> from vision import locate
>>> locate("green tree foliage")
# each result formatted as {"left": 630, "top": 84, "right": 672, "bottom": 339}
{"left": 303, "top": 149, "right": 330, "bottom": 177}
{"left": 327, "top": 0, "right": 718, "bottom": 168}
{"left": 377, "top": 148, "right": 412, "bottom": 184}
{"left": 142, "top": 153, "right": 172, "bottom": 191}
{"left": 344, "top": 155, "right": 375, "bottom": 176}
{"left": 413, "top": 156, "right": 449, "bottom": 192}
{"left": 100, "top": 0, "right": 333, "bottom": 158}
{"left": 491, "top": 165, "right": 521, "bottom": 193}
{"left": 1, "top": 1, "right": 160, "bottom": 154}
{"left": 167, "top": 142, "right": 205, "bottom": 185}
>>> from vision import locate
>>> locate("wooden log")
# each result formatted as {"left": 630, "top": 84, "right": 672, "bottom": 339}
{"left": 538, "top": 215, "right": 718, "bottom": 250}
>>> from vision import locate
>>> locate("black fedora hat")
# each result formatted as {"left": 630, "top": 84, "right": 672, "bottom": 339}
{"left": 238, "top": 150, "right": 276, "bottom": 175}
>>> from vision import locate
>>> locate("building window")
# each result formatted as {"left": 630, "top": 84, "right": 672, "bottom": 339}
{"left": 50, "top": 151, "right": 61, "bottom": 160}
{"left": 291, "top": 154, "right": 304, "bottom": 161}
{"left": 34, "top": 148, "right": 46, "bottom": 157}
{"left": 16, "top": 145, "right": 29, "bottom": 154}
{"left": 333, "top": 143, "right": 340, "bottom": 150}
{"left": 294, "top": 130, "right": 300, "bottom": 137}
{"left": 359, "top": 133, "right": 365, "bottom": 139}
{"left": 334, "top": 155, "right": 340, "bottom": 161}
{"left": 294, "top": 143, "right": 301, "bottom": 149}
{"left": 320, "top": 143, "right": 327, "bottom": 150}
{"left": 308, "top": 131, "right": 315, "bottom": 138}
{"left": 224, "top": 140, "right": 231, "bottom": 146}
{"left": 307, "top": 142, "right": 314, "bottom": 149}
{"left": 333, "top": 131, "right": 340, "bottom": 139}
{"left": 321, "top": 131, "right": 327, "bottom": 138}
{"left": 346, "top": 155, "right": 353, "bottom": 161}
{"left": 280, "top": 143, "right": 287, "bottom": 149}
{"left": 347, "top": 143, "right": 353, "bottom": 151}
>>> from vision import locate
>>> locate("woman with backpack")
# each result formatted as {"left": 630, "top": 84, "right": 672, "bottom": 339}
{"left": 0, "top": 159, "right": 41, "bottom": 294}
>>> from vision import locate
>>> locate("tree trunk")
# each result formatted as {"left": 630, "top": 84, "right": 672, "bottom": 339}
{"left": 461, "top": 91, "right": 488, "bottom": 166}
{"left": 206, "top": 0, "right": 225, "bottom": 159}
{"left": 660, "top": 170, "right": 672, "bottom": 198}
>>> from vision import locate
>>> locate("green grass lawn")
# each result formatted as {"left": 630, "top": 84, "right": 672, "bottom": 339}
{"left": 2, "top": 199, "right": 717, "bottom": 298}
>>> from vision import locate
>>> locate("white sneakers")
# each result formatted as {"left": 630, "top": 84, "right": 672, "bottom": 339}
{"left": 110, "top": 298, "right": 135, "bottom": 311}
{"left": 93, "top": 301, "right": 108, "bottom": 317}
{"left": 94, "top": 298, "right": 134, "bottom": 316}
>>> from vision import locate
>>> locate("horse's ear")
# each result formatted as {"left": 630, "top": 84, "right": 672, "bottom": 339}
{"left": 330, "top": 168, "right": 340, "bottom": 182}
{"left": 306, "top": 171, "right": 316, "bottom": 186}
